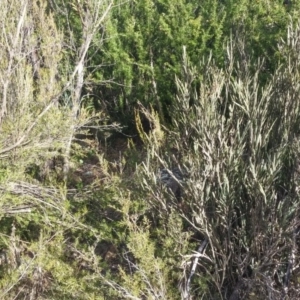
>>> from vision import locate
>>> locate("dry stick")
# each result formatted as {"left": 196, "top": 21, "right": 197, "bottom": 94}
{"left": 0, "top": 1, "right": 27, "bottom": 123}
{"left": 3, "top": 206, "right": 33, "bottom": 214}
{"left": 63, "top": 2, "right": 113, "bottom": 180}
{"left": 63, "top": 16, "right": 92, "bottom": 180}
{"left": 183, "top": 238, "right": 208, "bottom": 299}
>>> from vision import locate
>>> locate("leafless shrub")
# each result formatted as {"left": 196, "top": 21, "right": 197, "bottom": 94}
{"left": 137, "top": 22, "right": 300, "bottom": 299}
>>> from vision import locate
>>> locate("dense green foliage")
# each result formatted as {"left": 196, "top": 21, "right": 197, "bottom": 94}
{"left": 91, "top": 0, "right": 300, "bottom": 126}
{"left": 1, "top": 0, "right": 300, "bottom": 299}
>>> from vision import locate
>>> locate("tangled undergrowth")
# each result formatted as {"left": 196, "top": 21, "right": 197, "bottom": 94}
{"left": 2, "top": 9, "right": 300, "bottom": 300}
